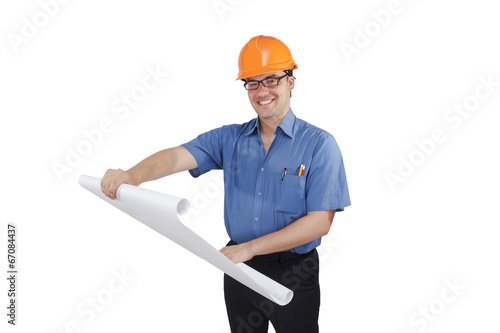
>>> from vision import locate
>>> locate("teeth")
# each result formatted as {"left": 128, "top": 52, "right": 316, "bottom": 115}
{"left": 258, "top": 99, "right": 272, "bottom": 105}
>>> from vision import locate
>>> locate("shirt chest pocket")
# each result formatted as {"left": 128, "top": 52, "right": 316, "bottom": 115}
{"left": 277, "top": 174, "right": 307, "bottom": 214}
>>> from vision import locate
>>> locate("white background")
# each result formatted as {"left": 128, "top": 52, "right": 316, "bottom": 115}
{"left": 1, "top": 0, "right": 500, "bottom": 332}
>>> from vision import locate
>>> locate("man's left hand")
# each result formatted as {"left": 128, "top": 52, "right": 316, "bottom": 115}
{"left": 220, "top": 243, "right": 255, "bottom": 264}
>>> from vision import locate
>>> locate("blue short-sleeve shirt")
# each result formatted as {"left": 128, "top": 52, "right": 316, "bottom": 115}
{"left": 181, "top": 109, "right": 350, "bottom": 254}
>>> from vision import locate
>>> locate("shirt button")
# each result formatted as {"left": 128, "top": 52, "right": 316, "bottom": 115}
{"left": 254, "top": 217, "right": 259, "bottom": 222}
{"left": 261, "top": 168, "right": 264, "bottom": 172}
{"left": 257, "top": 192, "right": 262, "bottom": 196}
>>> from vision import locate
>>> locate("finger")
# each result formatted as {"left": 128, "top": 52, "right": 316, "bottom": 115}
{"left": 101, "top": 169, "right": 115, "bottom": 197}
{"left": 110, "top": 178, "right": 126, "bottom": 200}
{"left": 220, "top": 247, "right": 234, "bottom": 260}
{"left": 100, "top": 180, "right": 106, "bottom": 197}
{"left": 108, "top": 182, "right": 117, "bottom": 200}
{"left": 100, "top": 171, "right": 108, "bottom": 196}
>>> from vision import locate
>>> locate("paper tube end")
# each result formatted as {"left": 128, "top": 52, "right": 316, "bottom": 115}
{"left": 177, "top": 198, "right": 190, "bottom": 215}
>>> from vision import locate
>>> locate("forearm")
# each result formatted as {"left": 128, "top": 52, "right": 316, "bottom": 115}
{"left": 248, "top": 210, "right": 335, "bottom": 256}
{"left": 220, "top": 210, "right": 336, "bottom": 263}
{"left": 127, "top": 146, "right": 197, "bottom": 185}
{"left": 102, "top": 146, "right": 197, "bottom": 199}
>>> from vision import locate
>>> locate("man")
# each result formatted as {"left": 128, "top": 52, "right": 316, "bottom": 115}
{"left": 101, "top": 35, "right": 350, "bottom": 332}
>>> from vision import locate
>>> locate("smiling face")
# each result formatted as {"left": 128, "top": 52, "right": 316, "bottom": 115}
{"left": 246, "top": 71, "right": 295, "bottom": 123}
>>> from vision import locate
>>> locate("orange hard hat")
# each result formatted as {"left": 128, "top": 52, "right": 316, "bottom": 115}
{"left": 236, "top": 35, "right": 298, "bottom": 80}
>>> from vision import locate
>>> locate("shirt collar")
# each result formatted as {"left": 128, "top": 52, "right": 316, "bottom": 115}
{"left": 244, "top": 108, "right": 296, "bottom": 138}
{"left": 277, "top": 108, "right": 295, "bottom": 138}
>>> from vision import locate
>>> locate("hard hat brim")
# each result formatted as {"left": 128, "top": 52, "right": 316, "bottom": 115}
{"left": 236, "top": 62, "right": 298, "bottom": 81}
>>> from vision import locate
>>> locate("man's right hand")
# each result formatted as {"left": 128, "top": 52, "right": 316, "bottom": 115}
{"left": 100, "top": 168, "right": 137, "bottom": 200}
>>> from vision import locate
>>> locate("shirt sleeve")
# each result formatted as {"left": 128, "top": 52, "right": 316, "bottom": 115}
{"left": 305, "top": 134, "right": 351, "bottom": 212}
{"left": 181, "top": 126, "right": 224, "bottom": 178}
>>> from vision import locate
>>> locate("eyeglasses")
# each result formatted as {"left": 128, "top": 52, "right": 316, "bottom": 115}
{"left": 243, "top": 73, "right": 288, "bottom": 90}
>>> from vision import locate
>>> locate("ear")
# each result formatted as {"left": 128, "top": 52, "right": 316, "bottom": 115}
{"left": 288, "top": 76, "right": 295, "bottom": 91}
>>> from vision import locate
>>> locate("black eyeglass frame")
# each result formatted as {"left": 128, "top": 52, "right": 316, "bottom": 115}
{"left": 242, "top": 73, "right": 290, "bottom": 91}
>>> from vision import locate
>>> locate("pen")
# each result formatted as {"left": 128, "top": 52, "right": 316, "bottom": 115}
{"left": 298, "top": 164, "right": 305, "bottom": 176}
{"left": 281, "top": 168, "right": 287, "bottom": 181}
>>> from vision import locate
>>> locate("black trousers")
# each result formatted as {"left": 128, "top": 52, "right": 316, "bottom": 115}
{"left": 224, "top": 240, "right": 320, "bottom": 333}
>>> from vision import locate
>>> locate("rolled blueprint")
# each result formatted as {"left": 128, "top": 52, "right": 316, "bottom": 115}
{"left": 79, "top": 175, "right": 293, "bottom": 306}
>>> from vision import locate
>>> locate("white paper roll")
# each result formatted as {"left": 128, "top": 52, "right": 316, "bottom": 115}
{"left": 79, "top": 175, "right": 293, "bottom": 306}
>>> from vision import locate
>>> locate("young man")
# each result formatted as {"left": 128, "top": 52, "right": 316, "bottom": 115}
{"left": 101, "top": 35, "right": 350, "bottom": 332}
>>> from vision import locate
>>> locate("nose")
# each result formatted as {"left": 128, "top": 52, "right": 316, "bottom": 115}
{"left": 255, "top": 82, "right": 269, "bottom": 94}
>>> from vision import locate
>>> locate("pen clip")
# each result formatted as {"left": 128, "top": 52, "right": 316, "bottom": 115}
{"left": 281, "top": 168, "right": 287, "bottom": 181}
